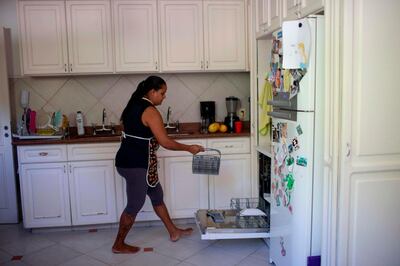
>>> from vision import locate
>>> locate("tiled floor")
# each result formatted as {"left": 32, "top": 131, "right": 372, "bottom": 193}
{"left": 0, "top": 223, "right": 273, "bottom": 266}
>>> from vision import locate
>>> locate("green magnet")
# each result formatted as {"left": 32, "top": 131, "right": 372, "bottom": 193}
{"left": 296, "top": 156, "right": 308, "bottom": 167}
{"left": 284, "top": 173, "right": 295, "bottom": 190}
{"left": 286, "top": 156, "right": 294, "bottom": 166}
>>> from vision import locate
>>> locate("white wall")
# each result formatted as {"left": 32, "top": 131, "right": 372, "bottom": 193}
{"left": 0, "top": 0, "right": 21, "bottom": 77}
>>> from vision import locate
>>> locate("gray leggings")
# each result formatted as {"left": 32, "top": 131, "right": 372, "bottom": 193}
{"left": 116, "top": 167, "right": 164, "bottom": 216}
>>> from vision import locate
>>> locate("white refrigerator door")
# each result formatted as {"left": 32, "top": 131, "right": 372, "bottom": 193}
{"left": 270, "top": 112, "right": 315, "bottom": 266}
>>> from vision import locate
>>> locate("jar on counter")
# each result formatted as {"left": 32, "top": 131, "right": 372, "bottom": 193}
{"left": 76, "top": 111, "right": 85, "bottom": 136}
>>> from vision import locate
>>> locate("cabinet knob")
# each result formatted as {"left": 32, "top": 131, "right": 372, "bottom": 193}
{"left": 64, "top": 64, "right": 67, "bottom": 72}
{"left": 4, "top": 133, "right": 9, "bottom": 138}
{"left": 4, "top": 125, "right": 8, "bottom": 130}
{"left": 39, "top": 152, "right": 48, "bottom": 156}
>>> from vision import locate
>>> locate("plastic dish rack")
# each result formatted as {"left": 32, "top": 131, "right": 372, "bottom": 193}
{"left": 192, "top": 148, "right": 221, "bottom": 175}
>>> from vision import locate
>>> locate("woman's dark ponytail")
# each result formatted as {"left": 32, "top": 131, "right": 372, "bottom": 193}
{"left": 120, "top": 76, "right": 166, "bottom": 123}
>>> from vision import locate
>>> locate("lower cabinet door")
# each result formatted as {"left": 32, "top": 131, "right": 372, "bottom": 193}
{"left": 209, "top": 153, "right": 252, "bottom": 209}
{"left": 115, "top": 159, "right": 165, "bottom": 221}
{"left": 20, "top": 163, "right": 71, "bottom": 228}
{"left": 164, "top": 156, "right": 209, "bottom": 218}
{"left": 69, "top": 160, "right": 117, "bottom": 225}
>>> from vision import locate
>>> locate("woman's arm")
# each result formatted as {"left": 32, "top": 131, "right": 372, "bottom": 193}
{"left": 142, "top": 106, "right": 203, "bottom": 154}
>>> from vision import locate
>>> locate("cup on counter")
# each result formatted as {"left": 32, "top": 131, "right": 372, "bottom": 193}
{"left": 234, "top": 121, "right": 243, "bottom": 133}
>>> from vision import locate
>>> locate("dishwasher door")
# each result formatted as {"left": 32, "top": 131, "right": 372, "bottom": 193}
{"left": 195, "top": 209, "right": 270, "bottom": 240}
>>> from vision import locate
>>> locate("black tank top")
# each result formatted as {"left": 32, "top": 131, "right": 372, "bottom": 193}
{"left": 115, "top": 98, "right": 154, "bottom": 168}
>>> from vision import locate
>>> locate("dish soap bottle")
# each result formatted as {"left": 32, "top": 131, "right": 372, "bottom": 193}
{"left": 76, "top": 111, "right": 85, "bottom": 136}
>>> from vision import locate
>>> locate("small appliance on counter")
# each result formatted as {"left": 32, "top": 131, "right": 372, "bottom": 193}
{"left": 200, "top": 101, "right": 215, "bottom": 133}
{"left": 224, "top": 96, "right": 240, "bottom": 133}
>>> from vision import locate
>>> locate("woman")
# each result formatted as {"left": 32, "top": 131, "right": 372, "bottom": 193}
{"left": 112, "top": 76, "right": 204, "bottom": 254}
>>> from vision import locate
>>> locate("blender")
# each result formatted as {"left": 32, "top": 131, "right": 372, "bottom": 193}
{"left": 224, "top": 96, "right": 240, "bottom": 133}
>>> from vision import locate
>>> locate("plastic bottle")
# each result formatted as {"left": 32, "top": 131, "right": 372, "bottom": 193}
{"left": 76, "top": 111, "right": 85, "bottom": 136}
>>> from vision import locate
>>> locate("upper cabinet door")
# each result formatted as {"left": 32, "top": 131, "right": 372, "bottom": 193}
{"left": 113, "top": 0, "right": 159, "bottom": 72}
{"left": 18, "top": 1, "right": 68, "bottom": 75}
{"left": 203, "top": 0, "right": 246, "bottom": 71}
{"left": 159, "top": 0, "right": 204, "bottom": 71}
{"left": 282, "top": 0, "right": 300, "bottom": 21}
{"left": 66, "top": 1, "right": 113, "bottom": 73}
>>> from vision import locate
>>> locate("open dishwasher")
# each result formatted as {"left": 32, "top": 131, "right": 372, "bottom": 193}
{"left": 192, "top": 149, "right": 270, "bottom": 240}
{"left": 194, "top": 198, "right": 270, "bottom": 240}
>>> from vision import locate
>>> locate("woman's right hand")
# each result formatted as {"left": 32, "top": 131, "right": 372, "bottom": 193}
{"left": 188, "top": 145, "right": 204, "bottom": 155}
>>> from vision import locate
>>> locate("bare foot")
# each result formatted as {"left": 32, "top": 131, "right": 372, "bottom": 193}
{"left": 170, "top": 227, "right": 193, "bottom": 242}
{"left": 112, "top": 243, "right": 140, "bottom": 254}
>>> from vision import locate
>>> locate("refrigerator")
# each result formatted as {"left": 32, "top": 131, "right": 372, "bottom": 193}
{"left": 267, "top": 16, "right": 325, "bottom": 266}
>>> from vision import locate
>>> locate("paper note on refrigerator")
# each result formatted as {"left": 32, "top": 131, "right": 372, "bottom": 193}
{"left": 282, "top": 19, "right": 311, "bottom": 69}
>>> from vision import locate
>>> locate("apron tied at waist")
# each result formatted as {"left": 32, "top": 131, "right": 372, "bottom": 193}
{"left": 122, "top": 131, "right": 160, "bottom": 187}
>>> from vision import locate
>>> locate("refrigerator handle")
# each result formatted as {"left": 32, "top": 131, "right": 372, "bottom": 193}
{"left": 267, "top": 111, "right": 292, "bottom": 120}
{"left": 267, "top": 100, "right": 292, "bottom": 108}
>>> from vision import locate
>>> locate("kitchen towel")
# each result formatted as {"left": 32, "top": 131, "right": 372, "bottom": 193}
{"left": 258, "top": 77, "right": 273, "bottom": 136}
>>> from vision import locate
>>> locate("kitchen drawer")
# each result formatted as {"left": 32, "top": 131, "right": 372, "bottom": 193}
{"left": 207, "top": 137, "right": 250, "bottom": 154}
{"left": 17, "top": 145, "right": 67, "bottom": 163}
{"left": 157, "top": 139, "right": 207, "bottom": 157}
{"left": 67, "top": 143, "right": 120, "bottom": 161}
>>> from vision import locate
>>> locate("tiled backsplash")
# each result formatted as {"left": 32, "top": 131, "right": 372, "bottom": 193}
{"left": 9, "top": 73, "right": 250, "bottom": 128}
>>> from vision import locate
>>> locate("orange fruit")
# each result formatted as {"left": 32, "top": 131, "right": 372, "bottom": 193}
{"left": 208, "top": 122, "right": 220, "bottom": 133}
{"left": 219, "top": 124, "right": 228, "bottom": 133}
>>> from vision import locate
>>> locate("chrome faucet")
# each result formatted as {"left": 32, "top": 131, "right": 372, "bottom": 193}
{"left": 102, "top": 108, "right": 107, "bottom": 126}
{"left": 95, "top": 108, "right": 111, "bottom": 133}
{"left": 165, "top": 106, "right": 175, "bottom": 129}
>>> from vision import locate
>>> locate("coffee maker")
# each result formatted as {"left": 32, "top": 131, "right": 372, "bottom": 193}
{"left": 224, "top": 96, "right": 240, "bottom": 133}
{"left": 200, "top": 101, "right": 215, "bottom": 133}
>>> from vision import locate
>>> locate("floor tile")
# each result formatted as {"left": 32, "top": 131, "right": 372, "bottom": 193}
{"left": 59, "top": 255, "right": 109, "bottom": 266}
{"left": 155, "top": 238, "right": 210, "bottom": 260}
{"left": 251, "top": 244, "right": 270, "bottom": 262}
{"left": 56, "top": 230, "right": 115, "bottom": 254}
{"left": 212, "top": 239, "right": 265, "bottom": 260}
{"left": 117, "top": 251, "right": 180, "bottom": 266}
{"left": 0, "top": 260, "right": 30, "bottom": 265}
{"left": 175, "top": 262, "right": 197, "bottom": 266}
{"left": 22, "top": 244, "right": 82, "bottom": 266}
{"left": 184, "top": 245, "right": 244, "bottom": 266}
{"left": 0, "top": 249, "right": 11, "bottom": 263}
{"left": 236, "top": 255, "right": 271, "bottom": 266}
{"left": 0, "top": 224, "right": 271, "bottom": 266}
{"left": 0, "top": 236, "right": 55, "bottom": 256}
{"left": 86, "top": 242, "right": 137, "bottom": 265}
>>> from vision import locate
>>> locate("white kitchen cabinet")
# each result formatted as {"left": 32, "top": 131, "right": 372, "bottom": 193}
{"left": 19, "top": 162, "right": 71, "bottom": 228}
{"left": 159, "top": 0, "right": 247, "bottom": 71}
{"left": 18, "top": 143, "right": 118, "bottom": 228}
{"left": 18, "top": 1, "right": 68, "bottom": 74}
{"left": 115, "top": 158, "right": 166, "bottom": 221}
{"left": 18, "top": 0, "right": 113, "bottom": 75}
{"left": 65, "top": 1, "right": 113, "bottom": 73}
{"left": 68, "top": 160, "right": 117, "bottom": 225}
{"left": 256, "top": 0, "right": 323, "bottom": 37}
{"left": 209, "top": 153, "right": 251, "bottom": 209}
{"left": 282, "top": 0, "right": 324, "bottom": 22}
{"left": 256, "top": 0, "right": 280, "bottom": 35}
{"left": 113, "top": 0, "right": 159, "bottom": 72}
{"left": 203, "top": 0, "right": 246, "bottom": 71}
{"left": 164, "top": 137, "right": 251, "bottom": 218}
{"left": 159, "top": 0, "right": 203, "bottom": 71}
{"left": 164, "top": 156, "right": 209, "bottom": 218}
